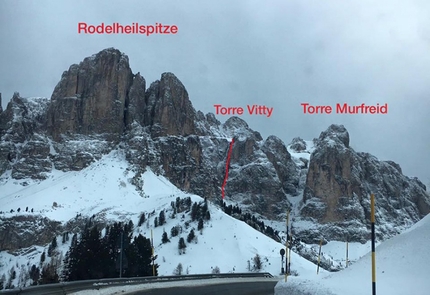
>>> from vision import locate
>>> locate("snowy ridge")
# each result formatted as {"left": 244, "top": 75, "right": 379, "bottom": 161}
{"left": 275, "top": 213, "right": 430, "bottom": 295}
{"left": 0, "top": 150, "right": 319, "bottom": 288}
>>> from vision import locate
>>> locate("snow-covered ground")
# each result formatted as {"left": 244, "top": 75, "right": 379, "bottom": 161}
{"left": 4, "top": 145, "right": 426, "bottom": 294}
{"left": 275, "top": 212, "right": 430, "bottom": 295}
{"left": 0, "top": 149, "right": 320, "bottom": 288}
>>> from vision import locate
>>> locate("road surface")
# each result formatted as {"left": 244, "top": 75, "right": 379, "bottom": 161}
{"left": 126, "top": 280, "right": 277, "bottom": 295}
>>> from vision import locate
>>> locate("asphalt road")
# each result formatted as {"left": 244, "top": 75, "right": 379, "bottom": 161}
{"left": 126, "top": 281, "right": 277, "bottom": 295}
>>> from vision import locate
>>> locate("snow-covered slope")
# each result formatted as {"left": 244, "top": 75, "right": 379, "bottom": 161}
{"left": 275, "top": 212, "right": 430, "bottom": 295}
{"left": 0, "top": 149, "right": 319, "bottom": 288}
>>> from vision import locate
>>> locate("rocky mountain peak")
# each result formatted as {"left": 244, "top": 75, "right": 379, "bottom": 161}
{"left": 289, "top": 137, "right": 307, "bottom": 152}
{"left": 1, "top": 48, "right": 429, "bottom": 248}
{"left": 224, "top": 116, "right": 249, "bottom": 130}
{"left": 317, "top": 124, "right": 350, "bottom": 148}
{"left": 222, "top": 116, "right": 262, "bottom": 141}
{"left": 144, "top": 72, "right": 196, "bottom": 137}
{"left": 48, "top": 48, "right": 133, "bottom": 141}
{"left": 298, "top": 123, "right": 430, "bottom": 243}
{"left": 205, "top": 112, "right": 220, "bottom": 126}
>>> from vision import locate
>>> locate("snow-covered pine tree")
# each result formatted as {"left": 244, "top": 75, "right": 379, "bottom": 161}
{"left": 162, "top": 231, "right": 170, "bottom": 243}
{"left": 178, "top": 238, "right": 186, "bottom": 255}
{"left": 0, "top": 273, "right": 5, "bottom": 289}
{"left": 187, "top": 229, "right": 195, "bottom": 243}
{"left": 40, "top": 252, "right": 46, "bottom": 264}
{"left": 138, "top": 212, "right": 146, "bottom": 227}
{"left": 171, "top": 225, "right": 179, "bottom": 237}
{"left": 159, "top": 210, "right": 166, "bottom": 225}
{"left": 47, "top": 237, "right": 57, "bottom": 257}
{"left": 191, "top": 203, "right": 198, "bottom": 221}
{"left": 198, "top": 218, "right": 204, "bottom": 231}
{"left": 173, "top": 263, "right": 183, "bottom": 275}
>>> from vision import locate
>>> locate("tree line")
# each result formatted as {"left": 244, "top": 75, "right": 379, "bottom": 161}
{"left": 61, "top": 221, "right": 158, "bottom": 281}
{"left": 221, "top": 202, "right": 280, "bottom": 242}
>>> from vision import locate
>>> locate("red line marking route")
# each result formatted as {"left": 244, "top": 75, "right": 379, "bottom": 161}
{"left": 222, "top": 138, "right": 235, "bottom": 199}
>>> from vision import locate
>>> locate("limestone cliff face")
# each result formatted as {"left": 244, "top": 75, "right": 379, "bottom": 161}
{"left": 0, "top": 93, "right": 50, "bottom": 178}
{"left": 144, "top": 72, "right": 196, "bottom": 137}
{"left": 47, "top": 48, "right": 134, "bottom": 141}
{"left": 297, "top": 124, "right": 430, "bottom": 243}
{"left": 1, "top": 49, "right": 429, "bottom": 248}
{"left": 125, "top": 73, "right": 146, "bottom": 127}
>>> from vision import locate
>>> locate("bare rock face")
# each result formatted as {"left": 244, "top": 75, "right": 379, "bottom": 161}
{"left": 144, "top": 73, "right": 196, "bottom": 137}
{"left": 124, "top": 111, "right": 297, "bottom": 219}
{"left": 222, "top": 116, "right": 263, "bottom": 141}
{"left": 125, "top": 73, "right": 146, "bottom": 127}
{"left": 0, "top": 94, "right": 14, "bottom": 175}
{"left": 262, "top": 135, "right": 300, "bottom": 196}
{"left": 215, "top": 119, "right": 296, "bottom": 218}
{"left": 302, "top": 125, "right": 357, "bottom": 223}
{"left": 0, "top": 93, "right": 51, "bottom": 178}
{"left": 2, "top": 49, "right": 429, "bottom": 251}
{"left": 47, "top": 48, "right": 134, "bottom": 141}
{"left": 289, "top": 137, "right": 307, "bottom": 152}
{"left": 297, "top": 124, "right": 430, "bottom": 243}
{"left": 0, "top": 215, "right": 62, "bottom": 251}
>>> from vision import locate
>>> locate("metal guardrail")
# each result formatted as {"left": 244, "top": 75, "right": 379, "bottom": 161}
{"left": 0, "top": 272, "right": 274, "bottom": 294}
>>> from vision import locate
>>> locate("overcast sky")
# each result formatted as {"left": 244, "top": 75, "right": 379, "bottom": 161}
{"left": 0, "top": 0, "right": 429, "bottom": 185}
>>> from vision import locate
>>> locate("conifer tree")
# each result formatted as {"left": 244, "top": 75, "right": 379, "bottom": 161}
{"left": 138, "top": 212, "right": 146, "bottom": 226}
{"left": 198, "top": 218, "right": 204, "bottom": 231}
{"left": 185, "top": 197, "right": 192, "bottom": 209}
{"left": 171, "top": 226, "right": 179, "bottom": 237}
{"left": 159, "top": 210, "right": 166, "bottom": 226}
{"left": 5, "top": 267, "right": 15, "bottom": 289}
{"left": 191, "top": 203, "right": 198, "bottom": 221}
{"left": 39, "top": 263, "right": 59, "bottom": 285}
{"left": 48, "top": 237, "right": 57, "bottom": 257}
{"left": 175, "top": 197, "right": 181, "bottom": 212}
{"left": 187, "top": 229, "right": 195, "bottom": 243}
{"left": 62, "top": 233, "right": 78, "bottom": 281}
{"left": 28, "top": 264, "right": 40, "bottom": 285}
{"left": 0, "top": 274, "right": 5, "bottom": 289}
{"left": 173, "top": 263, "right": 183, "bottom": 275}
{"left": 126, "top": 234, "right": 158, "bottom": 277}
{"left": 162, "top": 231, "right": 170, "bottom": 244}
{"left": 61, "top": 250, "right": 71, "bottom": 281}
{"left": 202, "top": 202, "right": 208, "bottom": 215}
{"left": 102, "top": 222, "right": 122, "bottom": 278}
{"left": 40, "top": 252, "right": 46, "bottom": 264}
{"left": 127, "top": 220, "right": 134, "bottom": 232}
{"left": 178, "top": 237, "right": 186, "bottom": 255}
{"left": 86, "top": 226, "right": 105, "bottom": 279}
{"left": 64, "top": 227, "right": 105, "bottom": 281}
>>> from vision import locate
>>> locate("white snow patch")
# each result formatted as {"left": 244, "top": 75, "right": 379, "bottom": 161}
{"left": 275, "top": 213, "right": 430, "bottom": 295}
